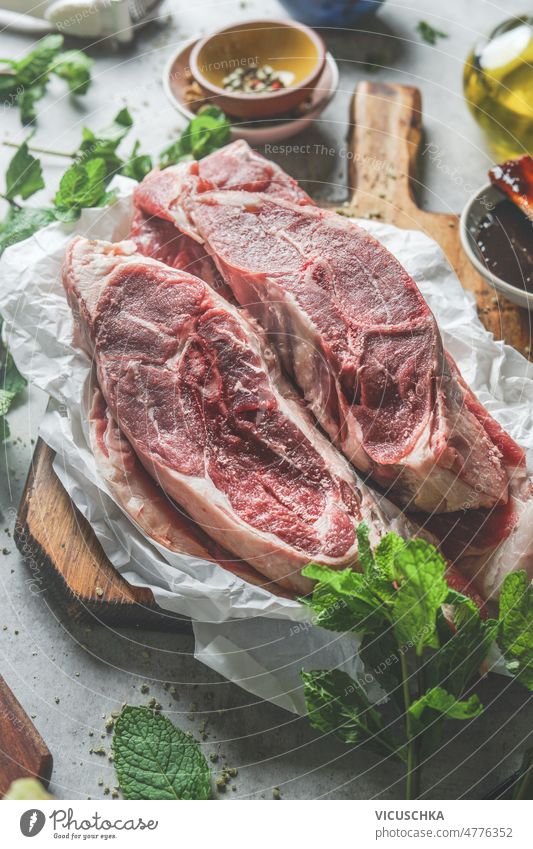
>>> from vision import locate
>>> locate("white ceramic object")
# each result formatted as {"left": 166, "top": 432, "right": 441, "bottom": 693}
{"left": 163, "top": 36, "right": 339, "bottom": 145}
{"left": 460, "top": 182, "right": 533, "bottom": 311}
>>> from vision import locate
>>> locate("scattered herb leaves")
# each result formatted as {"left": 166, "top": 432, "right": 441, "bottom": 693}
{"left": 0, "top": 35, "right": 92, "bottom": 124}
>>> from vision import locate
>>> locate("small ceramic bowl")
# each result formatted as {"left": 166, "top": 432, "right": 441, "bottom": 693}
{"left": 163, "top": 37, "right": 339, "bottom": 145}
{"left": 189, "top": 19, "right": 326, "bottom": 120}
{"left": 460, "top": 182, "right": 533, "bottom": 310}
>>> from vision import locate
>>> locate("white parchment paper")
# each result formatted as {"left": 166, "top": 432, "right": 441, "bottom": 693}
{"left": 1, "top": 177, "right": 532, "bottom": 714}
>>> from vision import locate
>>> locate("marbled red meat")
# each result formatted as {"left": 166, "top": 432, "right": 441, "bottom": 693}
{"left": 63, "top": 236, "right": 414, "bottom": 592}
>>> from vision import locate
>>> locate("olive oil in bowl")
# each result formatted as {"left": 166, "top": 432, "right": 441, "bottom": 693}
{"left": 464, "top": 16, "right": 533, "bottom": 157}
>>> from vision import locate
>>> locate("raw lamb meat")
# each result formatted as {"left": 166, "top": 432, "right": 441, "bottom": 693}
{"left": 89, "top": 385, "right": 292, "bottom": 597}
{"left": 133, "top": 143, "right": 510, "bottom": 515}
{"left": 64, "top": 236, "right": 414, "bottom": 593}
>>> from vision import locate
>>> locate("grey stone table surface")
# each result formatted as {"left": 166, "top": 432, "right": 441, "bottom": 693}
{"left": 0, "top": 0, "right": 531, "bottom": 800}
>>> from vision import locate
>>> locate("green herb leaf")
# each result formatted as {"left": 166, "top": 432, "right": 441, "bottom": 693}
{"left": 359, "top": 627, "right": 403, "bottom": 709}
{"left": 0, "top": 206, "right": 56, "bottom": 257}
{"left": 19, "top": 84, "right": 46, "bottom": 125}
{"left": 427, "top": 596, "right": 498, "bottom": 698}
{"left": 52, "top": 50, "right": 93, "bottom": 95}
{"left": 356, "top": 522, "right": 375, "bottom": 577}
{"left": 0, "top": 35, "right": 66, "bottom": 124}
{"left": 160, "top": 106, "right": 230, "bottom": 168}
{"left": 301, "top": 562, "right": 387, "bottom": 634}
{"left": 112, "top": 705, "right": 211, "bottom": 800}
{"left": 5, "top": 139, "right": 44, "bottom": 201}
{"left": 0, "top": 315, "right": 27, "bottom": 442}
{"left": 54, "top": 157, "right": 108, "bottom": 216}
{"left": 409, "top": 686, "right": 483, "bottom": 726}
{"left": 498, "top": 571, "right": 533, "bottom": 690}
{"left": 121, "top": 140, "right": 153, "bottom": 182}
{"left": 416, "top": 21, "right": 448, "bottom": 46}
{"left": 391, "top": 538, "right": 448, "bottom": 654}
{"left": 14, "top": 34, "right": 64, "bottom": 88}
{"left": 77, "top": 107, "right": 133, "bottom": 181}
{"left": 302, "top": 669, "right": 403, "bottom": 760}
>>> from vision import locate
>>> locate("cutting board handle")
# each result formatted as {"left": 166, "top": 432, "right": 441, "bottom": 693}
{"left": 348, "top": 81, "right": 422, "bottom": 218}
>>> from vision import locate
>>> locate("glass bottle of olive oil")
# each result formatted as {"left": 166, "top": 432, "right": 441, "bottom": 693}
{"left": 463, "top": 15, "right": 533, "bottom": 158}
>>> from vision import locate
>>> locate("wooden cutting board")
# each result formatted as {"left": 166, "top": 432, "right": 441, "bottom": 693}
{"left": 14, "top": 81, "right": 531, "bottom": 628}
{"left": 0, "top": 676, "right": 52, "bottom": 796}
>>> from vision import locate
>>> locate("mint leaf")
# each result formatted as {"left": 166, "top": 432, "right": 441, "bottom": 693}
{"left": 409, "top": 687, "right": 482, "bottom": 726}
{"left": 498, "top": 571, "right": 533, "bottom": 690}
{"left": 121, "top": 140, "right": 153, "bottom": 182}
{"left": 0, "top": 316, "right": 27, "bottom": 443}
{"left": 160, "top": 106, "right": 230, "bottom": 168}
{"left": 77, "top": 108, "right": 133, "bottom": 181}
{"left": 408, "top": 686, "right": 483, "bottom": 758}
{"left": 0, "top": 35, "right": 65, "bottom": 124}
{"left": 52, "top": 50, "right": 93, "bottom": 95}
{"left": 54, "top": 157, "right": 108, "bottom": 216}
{"left": 5, "top": 139, "right": 44, "bottom": 201}
{"left": 14, "top": 34, "right": 64, "bottom": 88}
{"left": 359, "top": 627, "right": 403, "bottom": 709}
{"left": 302, "top": 669, "right": 403, "bottom": 760}
{"left": 374, "top": 533, "right": 408, "bottom": 580}
{"left": 19, "top": 84, "right": 46, "bottom": 125}
{"left": 356, "top": 522, "right": 375, "bottom": 576}
{"left": 301, "top": 562, "right": 387, "bottom": 634}
{"left": 113, "top": 706, "right": 211, "bottom": 800}
{"left": 391, "top": 538, "right": 448, "bottom": 654}
{"left": 0, "top": 206, "right": 56, "bottom": 257}
{"left": 427, "top": 597, "right": 498, "bottom": 697}
{"left": 416, "top": 21, "right": 448, "bottom": 45}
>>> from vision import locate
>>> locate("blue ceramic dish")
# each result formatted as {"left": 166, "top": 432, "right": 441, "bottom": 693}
{"left": 277, "top": 0, "right": 385, "bottom": 28}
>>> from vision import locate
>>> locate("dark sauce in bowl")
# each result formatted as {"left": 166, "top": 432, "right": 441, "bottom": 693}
{"left": 475, "top": 198, "right": 533, "bottom": 293}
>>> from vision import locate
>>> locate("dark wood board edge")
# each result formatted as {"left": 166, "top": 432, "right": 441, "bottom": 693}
{"left": 15, "top": 439, "right": 192, "bottom": 632}
{"left": 0, "top": 676, "right": 53, "bottom": 796}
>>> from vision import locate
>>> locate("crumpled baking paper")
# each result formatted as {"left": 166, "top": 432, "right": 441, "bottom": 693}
{"left": 1, "top": 177, "right": 532, "bottom": 714}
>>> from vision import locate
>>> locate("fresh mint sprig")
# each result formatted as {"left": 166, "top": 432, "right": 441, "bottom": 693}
{"left": 301, "top": 524, "right": 531, "bottom": 799}
{"left": 0, "top": 35, "right": 93, "bottom": 124}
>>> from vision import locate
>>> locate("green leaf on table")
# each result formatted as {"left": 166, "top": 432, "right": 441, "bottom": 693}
{"left": 5, "top": 139, "right": 44, "bottom": 201}
{"left": 112, "top": 705, "right": 211, "bottom": 800}
{"left": 416, "top": 21, "right": 448, "bottom": 46}
{"left": 52, "top": 50, "right": 93, "bottom": 95}
{"left": 121, "top": 140, "right": 153, "bottom": 182}
{"left": 0, "top": 35, "right": 66, "bottom": 124}
{"left": 160, "top": 106, "right": 230, "bottom": 168}
{"left": 0, "top": 206, "right": 57, "bottom": 257}
{"left": 19, "top": 84, "right": 46, "bottom": 125}
{"left": 498, "top": 571, "right": 533, "bottom": 690}
{"left": 390, "top": 538, "right": 448, "bottom": 654}
{"left": 302, "top": 668, "right": 403, "bottom": 760}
